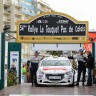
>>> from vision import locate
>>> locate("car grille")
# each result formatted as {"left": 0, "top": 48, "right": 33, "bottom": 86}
{"left": 45, "top": 74, "right": 64, "bottom": 81}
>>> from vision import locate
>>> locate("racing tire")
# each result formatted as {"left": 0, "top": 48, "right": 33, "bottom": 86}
{"left": 69, "top": 75, "right": 74, "bottom": 87}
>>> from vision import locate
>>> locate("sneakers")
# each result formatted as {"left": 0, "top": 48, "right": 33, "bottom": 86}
{"left": 75, "top": 82, "right": 85, "bottom": 86}
{"left": 82, "top": 82, "right": 85, "bottom": 86}
{"left": 86, "top": 84, "right": 92, "bottom": 86}
{"left": 86, "top": 83, "right": 92, "bottom": 86}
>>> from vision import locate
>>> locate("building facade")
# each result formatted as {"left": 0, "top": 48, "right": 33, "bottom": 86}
{"left": 1, "top": 0, "right": 37, "bottom": 33}
{"left": 37, "top": 0, "right": 54, "bottom": 14}
{"left": 0, "top": 0, "right": 54, "bottom": 64}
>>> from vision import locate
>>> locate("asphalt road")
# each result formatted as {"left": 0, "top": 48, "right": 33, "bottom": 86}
{"left": 0, "top": 83, "right": 96, "bottom": 96}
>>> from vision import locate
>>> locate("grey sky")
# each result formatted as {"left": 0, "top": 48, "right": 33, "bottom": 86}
{"left": 42, "top": 0, "right": 96, "bottom": 31}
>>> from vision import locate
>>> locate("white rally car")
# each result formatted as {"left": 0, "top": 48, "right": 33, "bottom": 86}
{"left": 36, "top": 56, "right": 77, "bottom": 86}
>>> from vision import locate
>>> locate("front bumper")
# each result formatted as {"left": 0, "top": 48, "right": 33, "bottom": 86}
{"left": 37, "top": 73, "right": 74, "bottom": 85}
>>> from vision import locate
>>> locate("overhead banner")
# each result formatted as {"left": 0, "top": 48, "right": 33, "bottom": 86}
{"left": 31, "top": 44, "right": 83, "bottom": 51}
{"left": 16, "top": 12, "right": 88, "bottom": 43}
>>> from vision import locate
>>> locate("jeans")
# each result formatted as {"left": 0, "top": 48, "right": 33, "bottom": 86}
{"left": 87, "top": 68, "right": 93, "bottom": 85}
{"left": 22, "top": 75, "right": 26, "bottom": 83}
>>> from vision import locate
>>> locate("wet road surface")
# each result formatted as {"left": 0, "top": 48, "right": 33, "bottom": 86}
{"left": 0, "top": 83, "right": 96, "bottom": 96}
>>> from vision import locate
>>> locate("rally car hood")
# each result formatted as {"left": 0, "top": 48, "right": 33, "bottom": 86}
{"left": 39, "top": 66, "right": 72, "bottom": 74}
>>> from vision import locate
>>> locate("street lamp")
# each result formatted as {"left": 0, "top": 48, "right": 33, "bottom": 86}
{"left": 3, "top": 25, "right": 10, "bottom": 32}
{"left": 3, "top": 25, "right": 16, "bottom": 41}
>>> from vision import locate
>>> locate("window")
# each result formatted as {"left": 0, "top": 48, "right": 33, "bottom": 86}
{"left": 41, "top": 60, "right": 71, "bottom": 66}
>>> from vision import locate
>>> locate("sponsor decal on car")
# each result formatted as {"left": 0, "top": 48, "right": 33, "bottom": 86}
{"left": 43, "top": 67, "right": 67, "bottom": 70}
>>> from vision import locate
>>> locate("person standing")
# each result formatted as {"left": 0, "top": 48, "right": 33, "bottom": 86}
{"left": 85, "top": 51, "right": 94, "bottom": 86}
{"left": 21, "top": 65, "right": 27, "bottom": 83}
{"left": 30, "top": 51, "right": 42, "bottom": 86}
{"left": 9, "top": 64, "right": 17, "bottom": 74}
{"left": 68, "top": 49, "right": 87, "bottom": 86}
{"left": 26, "top": 60, "right": 31, "bottom": 83}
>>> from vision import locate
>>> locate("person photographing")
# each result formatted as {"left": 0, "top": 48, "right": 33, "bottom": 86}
{"left": 84, "top": 51, "right": 94, "bottom": 86}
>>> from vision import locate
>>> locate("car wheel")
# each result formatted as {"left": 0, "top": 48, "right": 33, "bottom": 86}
{"left": 69, "top": 75, "right": 74, "bottom": 87}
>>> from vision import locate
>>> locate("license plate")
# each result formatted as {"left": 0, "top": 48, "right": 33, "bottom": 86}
{"left": 49, "top": 76, "right": 61, "bottom": 79}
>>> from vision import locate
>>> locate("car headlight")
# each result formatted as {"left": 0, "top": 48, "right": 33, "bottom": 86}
{"left": 66, "top": 71, "right": 73, "bottom": 75}
{"left": 38, "top": 69, "right": 44, "bottom": 75}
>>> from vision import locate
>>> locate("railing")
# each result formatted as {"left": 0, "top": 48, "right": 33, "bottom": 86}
{"left": 15, "top": 10, "right": 22, "bottom": 15}
{"left": 4, "top": 10, "right": 11, "bottom": 14}
{"left": 3, "top": 17, "right": 11, "bottom": 22}
{"left": 3, "top": 17, "right": 7, "bottom": 21}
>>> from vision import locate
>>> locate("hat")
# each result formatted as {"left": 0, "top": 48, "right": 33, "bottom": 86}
{"left": 35, "top": 51, "right": 39, "bottom": 54}
{"left": 79, "top": 49, "right": 83, "bottom": 52}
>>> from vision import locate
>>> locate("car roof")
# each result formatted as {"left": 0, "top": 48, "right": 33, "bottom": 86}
{"left": 43, "top": 56, "right": 69, "bottom": 61}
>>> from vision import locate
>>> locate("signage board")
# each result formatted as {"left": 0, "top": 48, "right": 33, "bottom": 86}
{"left": 31, "top": 44, "right": 83, "bottom": 51}
{"left": 16, "top": 12, "right": 88, "bottom": 43}
{"left": 10, "top": 51, "right": 19, "bottom": 77}
{"left": 0, "top": 33, "right": 1, "bottom": 79}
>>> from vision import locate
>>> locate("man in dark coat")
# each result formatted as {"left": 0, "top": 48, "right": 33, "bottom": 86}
{"left": 85, "top": 51, "right": 94, "bottom": 86}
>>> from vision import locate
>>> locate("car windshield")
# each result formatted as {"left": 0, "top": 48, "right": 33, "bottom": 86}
{"left": 41, "top": 60, "right": 71, "bottom": 66}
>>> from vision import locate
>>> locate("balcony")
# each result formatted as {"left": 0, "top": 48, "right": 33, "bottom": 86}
{"left": 4, "top": 10, "right": 11, "bottom": 15}
{"left": 3, "top": 17, "right": 11, "bottom": 23}
{"left": 3, "top": 0, "right": 11, "bottom": 6}
{"left": 15, "top": 10, "right": 22, "bottom": 16}
{"left": 14, "top": 2, "right": 22, "bottom": 8}
{"left": 38, "top": 5, "right": 46, "bottom": 12}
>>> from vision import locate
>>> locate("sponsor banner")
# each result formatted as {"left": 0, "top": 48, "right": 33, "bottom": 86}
{"left": 10, "top": 51, "right": 19, "bottom": 77}
{"left": 84, "top": 32, "right": 96, "bottom": 51}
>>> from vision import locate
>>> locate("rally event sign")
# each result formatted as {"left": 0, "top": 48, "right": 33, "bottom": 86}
{"left": 16, "top": 12, "right": 88, "bottom": 43}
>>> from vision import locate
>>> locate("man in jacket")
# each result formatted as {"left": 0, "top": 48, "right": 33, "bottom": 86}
{"left": 68, "top": 49, "right": 87, "bottom": 86}
{"left": 85, "top": 51, "right": 94, "bottom": 86}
